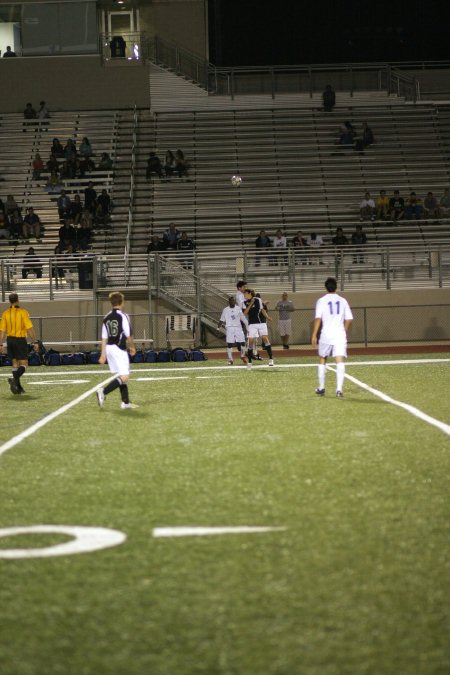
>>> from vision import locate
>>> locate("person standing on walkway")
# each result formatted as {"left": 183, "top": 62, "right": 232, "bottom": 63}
{"left": 0, "top": 292, "right": 39, "bottom": 394}
{"left": 275, "top": 292, "right": 294, "bottom": 349}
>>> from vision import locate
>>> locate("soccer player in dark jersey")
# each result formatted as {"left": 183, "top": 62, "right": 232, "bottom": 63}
{"left": 243, "top": 289, "right": 274, "bottom": 369}
{"left": 0, "top": 292, "right": 39, "bottom": 394}
{"left": 96, "top": 291, "right": 138, "bottom": 409}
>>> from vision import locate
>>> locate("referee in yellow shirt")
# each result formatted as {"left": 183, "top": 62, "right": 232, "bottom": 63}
{"left": 0, "top": 292, "right": 39, "bottom": 395}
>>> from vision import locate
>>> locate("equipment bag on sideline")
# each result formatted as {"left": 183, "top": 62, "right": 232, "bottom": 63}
{"left": 189, "top": 349, "right": 207, "bottom": 361}
{"left": 144, "top": 350, "right": 158, "bottom": 363}
{"left": 44, "top": 350, "right": 62, "bottom": 366}
{"left": 61, "top": 352, "right": 86, "bottom": 366}
{"left": 171, "top": 348, "right": 189, "bottom": 362}
{"left": 158, "top": 349, "right": 171, "bottom": 362}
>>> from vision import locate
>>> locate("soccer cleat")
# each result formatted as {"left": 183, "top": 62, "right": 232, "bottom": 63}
{"left": 227, "top": 360, "right": 234, "bottom": 366}
{"left": 268, "top": 359, "right": 274, "bottom": 366}
{"left": 254, "top": 354, "right": 263, "bottom": 361}
{"left": 120, "top": 402, "right": 139, "bottom": 409}
{"left": 96, "top": 389, "right": 105, "bottom": 408}
{"left": 18, "top": 384, "right": 26, "bottom": 394}
{"left": 8, "top": 378, "right": 20, "bottom": 395}
{"left": 336, "top": 391, "right": 344, "bottom": 398}
{"left": 315, "top": 388, "right": 325, "bottom": 396}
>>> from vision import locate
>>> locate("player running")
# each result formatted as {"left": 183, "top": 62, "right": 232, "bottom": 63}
{"left": 311, "top": 277, "right": 353, "bottom": 398}
{"left": 96, "top": 291, "right": 138, "bottom": 410}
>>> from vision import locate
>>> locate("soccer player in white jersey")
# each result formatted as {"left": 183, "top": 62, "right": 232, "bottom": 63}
{"left": 311, "top": 277, "right": 353, "bottom": 398}
{"left": 96, "top": 291, "right": 138, "bottom": 409}
{"left": 218, "top": 296, "right": 248, "bottom": 365}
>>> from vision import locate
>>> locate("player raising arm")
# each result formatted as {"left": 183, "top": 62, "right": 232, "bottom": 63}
{"left": 311, "top": 277, "right": 353, "bottom": 398}
{"left": 218, "top": 296, "right": 248, "bottom": 365}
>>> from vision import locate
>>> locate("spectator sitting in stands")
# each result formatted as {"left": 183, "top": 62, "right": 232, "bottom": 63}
{"left": 37, "top": 100, "right": 50, "bottom": 125}
{"left": 162, "top": 222, "right": 180, "bottom": 250}
{"left": 51, "top": 138, "right": 64, "bottom": 158}
{"left": 22, "top": 247, "right": 42, "bottom": 279}
{"left": 147, "top": 234, "right": 166, "bottom": 253}
{"left": 164, "top": 150, "right": 176, "bottom": 178}
{"left": 439, "top": 188, "right": 450, "bottom": 217}
{"left": 404, "top": 192, "right": 423, "bottom": 220}
{"left": 84, "top": 181, "right": 97, "bottom": 213}
{"left": 59, "top": 160, "right": 74, "bottom": 180}
{"left": 57, "top": 190, "right": 72, "bottom": 221}
{"left": 359, "top": 191, "right": 376, "bottom": 221}
{"left": 389, "top": 190, "right": 405, "bottom": 222}
{"left": 45, "top": 171, "right": 62, "bottom": 194}
{"left": 351, "top": 224, "right": 367, "bottom": 264}
{"left": 79, "top": 208, "right": 94, "bottom": 231}
{"left": 70, "top": 193, "right": 84, "bottom": 225}
{"left": 375, "top": 189, "right": 389, "bottom": 220}
{"left": 332, "top": 226, "right": 349, "bottom": 246}
{"left": 79, "top": 137, "right": 95, "bottom": 173}
{"left": 271, "top": 228, "right": 287, "bottom": 265}
{"left": 23, "top": 206, "right": 42, "bottom": 241}
{"left": 46, "top": 153, "right": 60, "bottom": 174}
{"left": 5, "top": 194, "right": 20, "bottom": 216}
{"left": 23, "top": 102, "right": 36, "bottom": 131}
{"left": 64, "top": 138, "right": 77, "bottom": 160}
{"left": 58, "top": 218, "right": 77, "bottom": 250}
{"left": 307, "top": 232, "right": 324, "bottom": 264}
{"left": 339, "top": 121, "right": 355, "bottom": 146}
{"left": 98, "top": 152, "right": 113, "bottom": 171}
{"left": 0, "top": 212, "right": 10, "bottom": 241}
{"left": 361, "top": 122, "right": 374, "bottom": 147}
{"left": 76, "top": 219, "right": 92, "bottom": 251}
{"left": 291, "top": 230, "right": 309, "bottom": 264}
{"left": 175, "top": 149, "right": 189, "bottom": 178}
{"left": 255, "top": 229, "right": 271, "bottom": 266}
{"left": 95, "top": 189, "right": 112, "bottom": 226}
{"left": 32, "top": 153, "right": 44, "bottom": 182}
{"left": 423, "top": 191, "right": 439, "bottom": 219}
{"left": 177, "top": 231, "right": 195, "bottom": 268}
{"left": 146, "top": 152, "right": 164, "bottom": 180}
{"left": 8, "top": 209, "right": 24, "bottom": 241}
{"left": 322, "top": 84, "right": 336, "bottom": 112}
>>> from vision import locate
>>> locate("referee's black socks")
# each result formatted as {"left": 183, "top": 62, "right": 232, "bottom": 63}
{"left": 13, "top": 366, "right": 25, "bottom": 381}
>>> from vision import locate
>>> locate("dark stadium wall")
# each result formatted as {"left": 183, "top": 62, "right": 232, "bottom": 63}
{"left": 140, "top": 0, "right": 208, "bottom": 61}
{"left": 0, "top": 55, "right": 150, "bottom": 112}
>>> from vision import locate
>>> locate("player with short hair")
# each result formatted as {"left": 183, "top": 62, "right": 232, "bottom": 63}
{"left": 218, "top": 296, "right": 248, "bottom": 365}
{"left": 96, "top": 291, "right": 138, "bottom": 410}
{"left": 243, "top": 289, "right": 274, "bottom": 368}
{"left": 0, "top": 292, "right": 39, "bottom": 394}
{"left": 311, "top": 277, "right": 353, "bottom": 398}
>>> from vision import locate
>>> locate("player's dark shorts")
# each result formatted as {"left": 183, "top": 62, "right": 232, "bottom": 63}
{"left": 6, "top": 336, "right": 29, "bottom": 361}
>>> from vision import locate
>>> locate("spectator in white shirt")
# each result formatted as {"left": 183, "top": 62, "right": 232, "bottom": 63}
{"left": 271, "top": 228, "right": 287, "bottom": 265}
{"left": 359, "top": 191, "right": 376, "bottom": 221}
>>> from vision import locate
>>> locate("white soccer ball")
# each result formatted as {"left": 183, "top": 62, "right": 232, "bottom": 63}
{"left": 231, "top": 175, "right": 242, "bottom": 187}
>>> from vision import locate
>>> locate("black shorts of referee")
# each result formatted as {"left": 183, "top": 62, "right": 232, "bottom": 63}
{"left": 6, "top": 336, "right": 29, "bottom": 361}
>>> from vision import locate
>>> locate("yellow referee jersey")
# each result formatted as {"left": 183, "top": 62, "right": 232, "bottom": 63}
{"left": 0, "top": 306, "right": 33, "bottom": 338}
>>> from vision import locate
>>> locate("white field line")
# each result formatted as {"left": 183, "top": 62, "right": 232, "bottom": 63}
{"left": 0, "top": 357, "right": 449, "bottom": 379}
{"left": 153, "top": 526, "right": 286, "bottom": 538}
{"left": 1, "top": 359, "right": 449, "bottom": 456}
{"left": 327, "top": 367, "right": 450, "bottom": 437}
{"left": 0, "top": 374, "right": 115, "bottom": 458}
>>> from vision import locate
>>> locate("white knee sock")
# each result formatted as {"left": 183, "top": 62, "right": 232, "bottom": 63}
{"left": 336, "top": 362, "right": 345, "bottom": 391}
{"left": 227, "top": 347, "right": 233, "bottom": 360}
{"left": 318, "top": 364, "right": 326, "bottom": 388}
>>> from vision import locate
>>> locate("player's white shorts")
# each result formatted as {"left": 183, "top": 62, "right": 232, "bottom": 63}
{"left": 226, "top": 327, "right": 246, "bottom": 344}
{"left": 278, "top": 319, "right": 292, "bottom": 337}
{"left": 318, "top": 339, "right": 347, "bottom": 359}
{"left": 248, "top": 323, "right": 269, "bottom": 339}
{"left": 106, "top": 344, "right": 130, "bottom": 375}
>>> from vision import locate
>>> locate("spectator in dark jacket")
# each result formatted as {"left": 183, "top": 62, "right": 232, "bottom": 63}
{"left": 322, "top": 85, "right": 336, "bottom": 112}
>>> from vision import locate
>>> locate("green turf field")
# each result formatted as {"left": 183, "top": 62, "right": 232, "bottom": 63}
{"left": 0, "top": 355, "right": 449, "bottom": 675}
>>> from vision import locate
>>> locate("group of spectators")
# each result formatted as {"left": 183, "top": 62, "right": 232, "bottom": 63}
{"left": 0, "top": 197, "right": 43, "bottom": 243}
{"left": 359, "top": 188, "right": 450, "bottom": 222}
{"left": 38, "top": 135, "right": 113, "bottom": 188}
{"left": 146, "top": 150, "right": 190, "bottom": 181}
{"left": 146, "top": 223, "right": 195, "bottom": 267}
